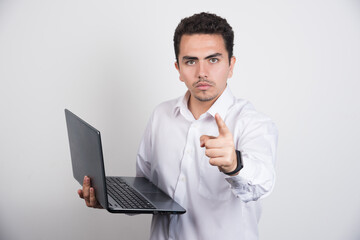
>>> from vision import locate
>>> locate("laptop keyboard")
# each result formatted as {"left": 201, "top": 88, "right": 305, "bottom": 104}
{"left": 106, "top": 177, "right": 156, "bottom": 209}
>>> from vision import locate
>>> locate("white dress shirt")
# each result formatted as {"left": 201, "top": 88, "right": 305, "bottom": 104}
{"left": 136, "top": 86, "right": 278, "bottom": 240}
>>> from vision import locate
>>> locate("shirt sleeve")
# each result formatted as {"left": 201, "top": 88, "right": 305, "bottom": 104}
{"left": 225, "top": 113, "right": 278, "bottom": 203}
{"left": 136, "top": 113, "right": 153, "bottom": 179}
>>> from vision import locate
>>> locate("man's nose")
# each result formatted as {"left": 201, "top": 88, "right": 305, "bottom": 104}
{"left": 197, "top": 61, "right": 208, "bottom": 79}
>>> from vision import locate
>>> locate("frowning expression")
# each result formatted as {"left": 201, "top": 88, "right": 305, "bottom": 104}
{"left": 175, "top": 34, "right": 236, "bottom": 104}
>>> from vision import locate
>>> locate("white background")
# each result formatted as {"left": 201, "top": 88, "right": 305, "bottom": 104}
{"left": 0, "top": 0, "right": 359, "bottom": 239}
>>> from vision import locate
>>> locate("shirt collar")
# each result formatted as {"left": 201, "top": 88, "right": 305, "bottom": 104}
{"left": 207, "top": 85, "right": 235, "bottom": 120}
{"left": 173, "top": 90, "right": 190, "bottom": 117}
{"left": 173, "top": 85, "right": 235, "bottom": 120}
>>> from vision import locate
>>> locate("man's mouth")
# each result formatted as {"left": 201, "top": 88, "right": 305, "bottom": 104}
{"left": 194, "top": 80, "right": 214, "bottom": 91}
{"left": 196, "top": 83, "right": 211, "bottom": 90}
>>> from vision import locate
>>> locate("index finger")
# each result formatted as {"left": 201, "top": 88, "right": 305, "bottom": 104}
{"left": 215, "top": 113, "right": 229, "bottom": 136}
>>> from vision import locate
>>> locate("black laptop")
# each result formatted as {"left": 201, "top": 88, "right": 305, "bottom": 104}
{"left": 65, "top": 109, "right": 186, "bottom": 214}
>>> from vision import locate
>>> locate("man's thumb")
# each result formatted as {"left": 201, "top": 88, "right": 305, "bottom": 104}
{"left": 200, "top": 135, "right": 213, "bottom": 147}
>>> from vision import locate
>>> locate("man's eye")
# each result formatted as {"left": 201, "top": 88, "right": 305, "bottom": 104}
{"left": 209, "top": 58, "right": 218, "bottom": 63}
{"left": 186, "top": 60, "right": 196, "bottom": 65}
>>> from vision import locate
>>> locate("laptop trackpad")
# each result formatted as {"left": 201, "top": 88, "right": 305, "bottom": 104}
{"left": 123, "top": 177, "right": 162, "bottom": 193}
{"left": 142, "top": 193, "right": 171, "bottom": 202}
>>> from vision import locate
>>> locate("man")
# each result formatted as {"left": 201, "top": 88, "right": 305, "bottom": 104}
{"left": 79, "top": 12, "right": 278, "bottom": 240}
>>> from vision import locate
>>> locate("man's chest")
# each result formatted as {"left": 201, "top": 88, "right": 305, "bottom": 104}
{"left": 149, "top": 117, "right": 232, "bottom": 201}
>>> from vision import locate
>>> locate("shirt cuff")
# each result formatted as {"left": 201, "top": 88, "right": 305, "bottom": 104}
{"left": 225, "top": 175, "right": 260, "bottom": 202}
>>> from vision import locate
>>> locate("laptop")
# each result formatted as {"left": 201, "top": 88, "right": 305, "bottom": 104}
{"left": 65, "top": 109, "right": 186, "bottom": 214}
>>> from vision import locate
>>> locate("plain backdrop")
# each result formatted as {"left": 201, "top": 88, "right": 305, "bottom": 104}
{"left": 0, "top": 0, "right": 359, "bottom": 239}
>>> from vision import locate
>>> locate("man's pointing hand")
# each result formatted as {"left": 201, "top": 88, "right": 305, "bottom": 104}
{"left": 200, "top": 113, "right": 238, "bottom": 175}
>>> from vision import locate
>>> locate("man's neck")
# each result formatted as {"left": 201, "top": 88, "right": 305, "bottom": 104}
{"left": 187, "top": 86, "right": 227, "bottom": 120}
{"left": 188, "top": 97, "right": 212, "bottom": 120}
{"left": 188, "top": 93, "right": 223, "bottom": 120}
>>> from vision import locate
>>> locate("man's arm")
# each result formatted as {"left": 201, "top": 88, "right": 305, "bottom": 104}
{"left": 136, "top": 113, "right": 153, "bottom": 179}
{"left": 201, "top": 113, "right": 278, "bottom": 202}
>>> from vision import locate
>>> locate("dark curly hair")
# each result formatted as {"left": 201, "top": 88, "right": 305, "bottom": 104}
{"left": 173, "top": 12, "right": 234, "bottom": 65}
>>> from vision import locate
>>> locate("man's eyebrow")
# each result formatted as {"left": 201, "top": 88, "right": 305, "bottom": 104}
{"left": 182, "top": 56, "right": 198, "bottom": 61}
{"left": 204, "top": 53, "right": 222, "bottom": 59}
{"left": 182, "top": 53, "right": 223, "bottom": 61}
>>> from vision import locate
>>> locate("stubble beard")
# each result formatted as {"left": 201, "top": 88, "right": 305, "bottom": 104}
{"left": 194, "top": 93, "right": 217, "bottom": 102}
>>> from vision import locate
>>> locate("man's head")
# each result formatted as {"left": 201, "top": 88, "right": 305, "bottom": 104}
{"left": 173, "top": 12, "right": 234, "bottom": 65}
{"left": 173, "top": 12, "right": 236, "bottom": 106}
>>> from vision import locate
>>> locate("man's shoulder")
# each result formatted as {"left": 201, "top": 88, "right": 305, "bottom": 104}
{"left": 152, "top": 96, "right": 182, "bottom": 116}
{"left": 230, "top": 98, "right": 275, "bottom": 124}
{"left": 228, "top": 98, "right": 278, "bottom": 139}
{"left": 230, "top": 98, "right": 256, "bottom": 115}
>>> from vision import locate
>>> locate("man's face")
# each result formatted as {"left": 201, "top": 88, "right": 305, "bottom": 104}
{"left": 175, "top": 34, "right": 236, "bottom": 103}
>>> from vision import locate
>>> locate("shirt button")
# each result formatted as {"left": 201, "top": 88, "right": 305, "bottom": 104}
{"left": 179, "top": 175, "right": 186, "bottom": 182}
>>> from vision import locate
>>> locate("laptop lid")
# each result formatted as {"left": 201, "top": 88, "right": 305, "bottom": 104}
{"left": 65, "top": 109, "right": 186, "bottom": 214}
{"left": 65, "top": 109, "right": 109, "bottom": 209}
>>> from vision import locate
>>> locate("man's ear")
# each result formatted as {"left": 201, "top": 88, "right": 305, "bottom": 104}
{"left": 175, "top": 61, "right": 183, "bottom": 82}
{"left": 228, "top": 56, "right": 236, "bottom": 79}
{"left": 175, "top": 61, "right": 180, "bottom": 72}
